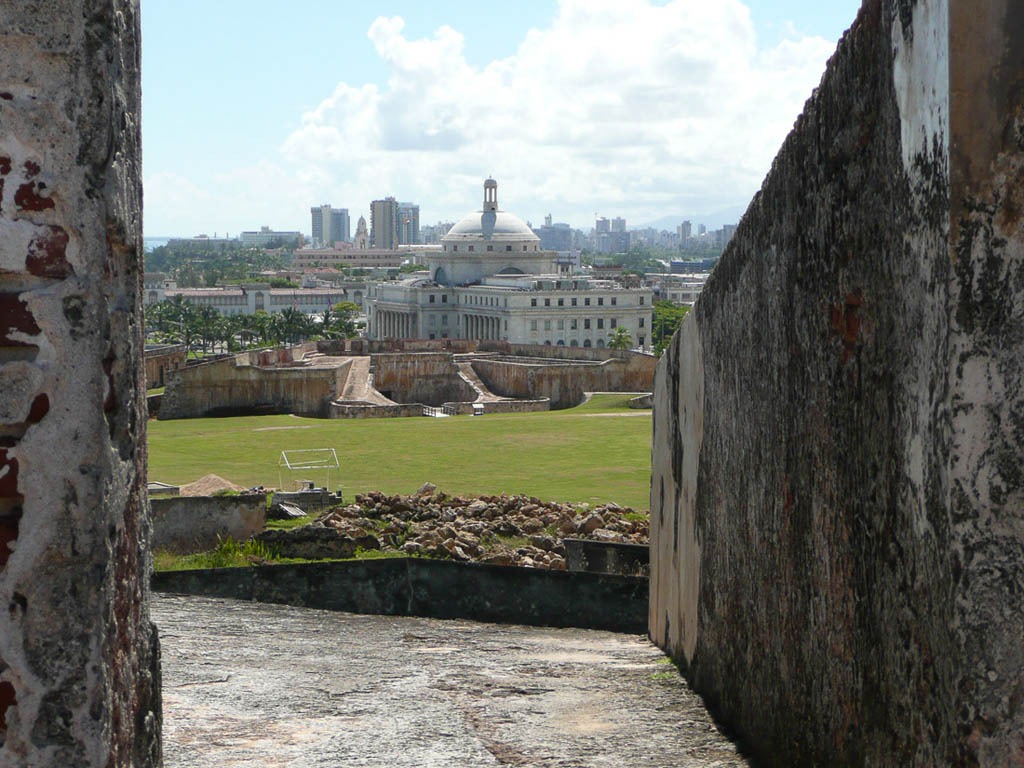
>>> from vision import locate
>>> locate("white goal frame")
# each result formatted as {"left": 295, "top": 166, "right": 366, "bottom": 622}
{"left": 277, "top": 448, "right": 340, "bottom": 491}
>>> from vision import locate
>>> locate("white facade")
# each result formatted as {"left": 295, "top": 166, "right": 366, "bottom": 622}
{"left": 143, "top": 283, "right": 365, "bottom": 316}
{"left": 365, "top": 180, "right": 653, "bottom": 349}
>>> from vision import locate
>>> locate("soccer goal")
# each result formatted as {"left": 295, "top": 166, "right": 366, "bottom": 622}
{"left": 277, "top": 448, "right": 340, "bottom": 492}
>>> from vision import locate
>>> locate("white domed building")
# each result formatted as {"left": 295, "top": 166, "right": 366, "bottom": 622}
{"left": 366, "top": 179, "right": 652, "bottom": 349}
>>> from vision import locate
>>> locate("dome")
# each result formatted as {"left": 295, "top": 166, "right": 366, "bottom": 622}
{"left": 441, "top": 179, "right": 541, "bottom": 245}
{"left": 443, "top": 210, "right": 539, "bottom": 241}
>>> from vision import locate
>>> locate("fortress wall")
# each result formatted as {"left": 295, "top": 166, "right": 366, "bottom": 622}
{"left": 159, "top": 355, "right": 349, "bottom": 419}
{"left": 473, "top": 354, "right": 655, "bottom": 409}
{"left": 151, "top": 493, "right": 267, "bottom": 554}
{"left": 0, "top": 1, "right": 160, "bottom": 763}
{"left": 371, "top": 353, "right": 476, "bottom": 406}
{"left": 650, "top": 1, "right": 1024, "bottom": 764}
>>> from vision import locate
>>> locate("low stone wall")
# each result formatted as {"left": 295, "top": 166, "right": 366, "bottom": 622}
{"left": 563, "top": 539, "right": 649, "bottom": 577}
{"left": 152, "top": 558, "right": 648, "bottom": 634}
{"left": 442, "top": 398, "right": 551, "bottom": 415}
{"left": 371, "top": 352, "right": 476, "bottom": 405}
{"left": 328, "top": 402, "right": 425, "bottom": 419}
{"left": 151, "top": 494, "right": 268, "bottom": 553}
{"left": 159, "top": 353, "right": 350, "bottom": 419}
{"left": 273, "top": 489, "right": 344, "bottom": 514}
{"left": 628, "top": 393, "right": 652, "bottom": 409}
{"left": 146, "top": 392, "right": 162, "bottom": 417}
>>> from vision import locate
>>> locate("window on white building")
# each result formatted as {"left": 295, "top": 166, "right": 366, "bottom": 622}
{"left": 530, "top": 320, "right": 538, "bottom": 331}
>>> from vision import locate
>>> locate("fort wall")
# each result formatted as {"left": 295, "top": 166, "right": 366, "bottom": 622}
{"left": 158, "top": 352, "right": 350, "bottom": 419}
{"left": 650, "top": 1, "right": 1024, "bottom": 764}
{"left": 151, "top": 494, "right": 267, "bottom": 554}
{"left": 0, "top": 1, "right": 160, "bottom": 762}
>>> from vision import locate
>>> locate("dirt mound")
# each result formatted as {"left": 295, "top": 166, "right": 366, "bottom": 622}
{"left": 179, "top": 474, "right": 245, "bottom": 497}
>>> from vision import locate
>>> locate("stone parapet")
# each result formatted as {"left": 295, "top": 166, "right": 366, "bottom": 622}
{"left": 650, "top": 1, "right": 1024, "bottom": 765}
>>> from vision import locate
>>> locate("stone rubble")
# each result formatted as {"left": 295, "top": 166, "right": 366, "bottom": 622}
{"left": 257, "top": 482, "right": 649, "bottom": 569}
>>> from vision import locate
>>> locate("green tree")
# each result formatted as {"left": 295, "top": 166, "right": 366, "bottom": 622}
{"left": 608, "top": 325, "right": 633, "bottom": 350}
{"left": 652, "top": 301, "right": 691, "bottom": 356}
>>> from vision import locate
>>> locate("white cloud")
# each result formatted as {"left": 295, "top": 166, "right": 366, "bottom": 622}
{"left": 150, "top": 0, "right": 839, "bottom": 234}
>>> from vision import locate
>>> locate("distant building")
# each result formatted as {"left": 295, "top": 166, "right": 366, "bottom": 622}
{"left": 595, "top": 217, "right": 610, "bottom": 234}
{"left": 353, "top": 215, "right": 370, "bottom": 250}
{"left": 534, "top": 221, "right": 573, "bottom": 252}
{"left": 397, "top": 202, "right": 420, "bottom": 245}
{"left": 677, "top": 220, "right": 692, "bottom": 241}
{"left": 421, "top": 221, "right": 453, "bottom": 244}
{"left": 698, "top": 223, "right": 707, "bottom": 236}
{"left": 165, "top": 235, "right": 237, "bottom": 249}
{"left": 239, "top": 227, "right": 303, "bottom": 248}
{"left": 371, "top": 197, "right": 399, "bottom": 249}
{"left": 310, "top": 205, "right": 349, "bottom": 248}
{"left": 647, "top": 272, "right": 709, "bottom": 306}
{"left": 365, "top": 179, "right": 653, "bottom": 349}
{"left": 611, "top": 217, "right": 626, "bottom": 232}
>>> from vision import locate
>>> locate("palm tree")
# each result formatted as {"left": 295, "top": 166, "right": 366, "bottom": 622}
{"left": 608, "top": 325, "right": 633, "bottom": 350}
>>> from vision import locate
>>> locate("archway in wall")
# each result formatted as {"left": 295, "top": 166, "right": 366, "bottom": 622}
{"left": 434, "top": 267, "right": 447, "bottom": 285}
{"left": 570, "top": 340, "right": 578, "bottom": 347}
{"left": 496, "top": 266, "right": 524, "bottom": 275}
{"left": 597, "top": 339, "right": 605, "bottom": 348}
{"left": 583, "top": 339, "right": 591, "bottom": 347}
{"left": 557, "top": 340, "right": 565, "bottom": 346}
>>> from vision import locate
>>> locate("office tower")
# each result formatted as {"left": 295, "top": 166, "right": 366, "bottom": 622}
{"left": 311, "top": 205, "right": 349, "bottom": 247}
{"left": 371, "top": 197, "right": 399, "bottom": 249}
{"left": 397, "top": 202, "right": 420, "bottom": 245}
{"left": 611, "top": 217, "right": 626, "bottom": 232}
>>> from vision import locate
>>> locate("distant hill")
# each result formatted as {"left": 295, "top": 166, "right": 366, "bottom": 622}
{"left": 634, "top": 203, "right": 750, "bottom": 232}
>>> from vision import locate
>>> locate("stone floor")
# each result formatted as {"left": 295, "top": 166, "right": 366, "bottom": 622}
{"left": 154, "top": 594, "right": 748, "bottom": 767}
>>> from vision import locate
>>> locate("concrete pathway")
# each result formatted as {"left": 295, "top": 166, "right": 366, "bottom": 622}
{"left": 155, "top": 594, "right": 748, "bottom": 767}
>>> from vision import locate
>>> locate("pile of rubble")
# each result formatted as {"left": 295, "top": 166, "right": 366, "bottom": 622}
{"left": 256, "top": 482, "right": 649, "bottom": 570}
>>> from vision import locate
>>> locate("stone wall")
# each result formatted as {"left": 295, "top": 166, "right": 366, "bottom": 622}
{"left": 371, "top": 352, "right": 476, "bottom": 406}
{"left": 472, "top": 354, "right": 655, "bottom": 409}
{"left": 151, "top": 494, "right": 268, "bottom": 554}
{"left": 159, "top": 352, "right": 351, "bottom": 419}
{"left": 144, "top": 343, "right": 186, "bottom": 388}
{"left": 650, "top": 1, "right": 1023, "bottom": 765}
{"left": 0, "top": 1, "right": 160, "bottom": 763}
{"left": 152, "top": 558, "right": 649, "bottom": 634}
{"left": 328, "top": 402, "right": 425, "bottom": 419}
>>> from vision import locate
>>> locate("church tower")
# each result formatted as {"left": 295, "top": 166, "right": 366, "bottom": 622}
{"left": 354, "top": 215, "right": 369, "bottom": 250}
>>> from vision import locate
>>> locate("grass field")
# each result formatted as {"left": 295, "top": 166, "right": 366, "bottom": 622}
{"left": 147, "top": 394, "right": 653, "bottom": 510}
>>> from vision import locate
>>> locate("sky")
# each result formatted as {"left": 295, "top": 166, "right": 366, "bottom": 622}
{"left": 141, "top": 0, "right": 864, "bottom": 237}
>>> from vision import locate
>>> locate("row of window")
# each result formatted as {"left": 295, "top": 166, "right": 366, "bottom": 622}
{"left": 529, "top": 317, "right": 644, "bottom": 332}
{"left": 530, "top": 295, "right": 643, "bottom": 307}
{"left": 443, "top": 244, "right": 539, "bottom": 252}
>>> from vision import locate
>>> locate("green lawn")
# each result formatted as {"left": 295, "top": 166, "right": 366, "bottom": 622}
{"left": 147, "top": 394, "right": 653, "bottom": 510}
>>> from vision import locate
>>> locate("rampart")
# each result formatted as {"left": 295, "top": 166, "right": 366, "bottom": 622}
{"left": 371, "top": 352, "right": 477, "bottom": 405}
{"left": 151, "top": 494, "right": 268, "bottom": 554}
{"left": 472, "top": 354, "right": 655, "bottom": 409}
{"left": 650, "top": 1, "right": 1024, "bottom": 765}
{"left": 0, "top": 2, "right": 160, "bottom": 763}
{"left": 158, "top": 346, "right": 350, "bottom": 419}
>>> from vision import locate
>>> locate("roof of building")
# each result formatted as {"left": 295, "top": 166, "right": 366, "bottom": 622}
{"left": 442, "top": 210, "right": 539, "bottom": 243}
{"left": 441, "top": 179, "right": 540, "bottom": 245}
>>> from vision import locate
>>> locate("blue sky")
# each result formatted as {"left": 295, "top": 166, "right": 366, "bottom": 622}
{"left": 142, "top": 0, "right": 863, "bottom": 236}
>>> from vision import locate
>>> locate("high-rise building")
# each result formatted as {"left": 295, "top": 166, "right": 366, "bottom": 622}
{"left": 310, "top": 205, "right": 349, "bottom": 248}
{"left": 698, "top": 223, "right": 707, "bottom": 236}
{"left": 611, "top": 217, "right": 626, "bottom": 232}
{"left": 677, "top": 220, "right": 692, "bottom": 241}
{"left": 371, "top": 197, "right": 399, "bottom": 249}
{"left": 544, "top": 213, "right": 553, "bottom": 227}
{"left": 397, "top": 202, "right": 420, "bottom": 245}
{"left": 595, "top": 217, "right": 610, "bottom": 234}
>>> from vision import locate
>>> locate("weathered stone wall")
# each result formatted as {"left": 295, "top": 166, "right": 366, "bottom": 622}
{"left": 143, "top": 343, "right": 186, "bottom": 388}
{"left": 151, "top": 494, "right": 267, "bottom": 554}
{"left": 152, "top": 558, "right": 649, "bottom": 634}
{"left": 159, "top": 353, "right": 351, "bottom": 419}
{"left": 0, "top": 1, "right": 160, "bottom": 763}
{"left": 371, "top": 352, "right": 476, "bottom": 406}
{"left": 651, "top": 1, "right": 1023, "bottom": 765}
{"left": 472, "top": 354, "right": 655, "bottom": 409}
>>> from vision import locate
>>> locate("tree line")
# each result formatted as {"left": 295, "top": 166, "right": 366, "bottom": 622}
{"left": 146, "top": 296, "right": 360, "bottom": 354}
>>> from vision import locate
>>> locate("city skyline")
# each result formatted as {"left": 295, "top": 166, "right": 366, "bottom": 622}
{"left": 142, "top": 0, "right": 862, "bottom": 237}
